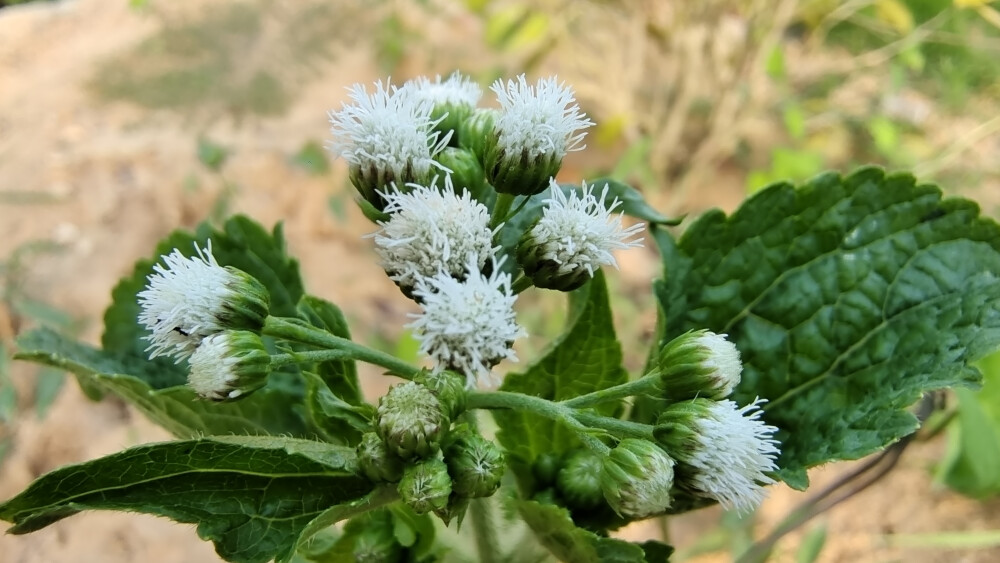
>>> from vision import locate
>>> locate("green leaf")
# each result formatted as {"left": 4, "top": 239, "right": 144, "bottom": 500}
{"left": 0, "top": 436, "right": 374, "bottom": 563}
{"left": 939, "top": 388, "right": 1000, "bottom": 498}
{"left": 582, "top": 178, "right": 682, "bottom": 226}
{"left": 649, "top": 167, "right": 1000, "bottom": 488}
{"left": 494, "top": 272, "right": 627, "bottom": 490}
{"left": 303, "top": 372, "right": 372, "bottom": 446}
{"left": 33, "top": 368, "right": 64, "bottom": 419}
{"left": 102, "top": 215, "right": 305, "bottom": 389}
{"left": 197, "top": 137, "right": 229, "bottom": 172}
{"left": 297, "top": 296, "right": 361, "bottom": 404}
{"left": 515, "top": 500, "right": 648, "bottom": 563}
{"left": 290, "top": 140, "right": 330, "bottom": 176}
{"left": 16, "top": 327, "right": 314, "bottom": 438}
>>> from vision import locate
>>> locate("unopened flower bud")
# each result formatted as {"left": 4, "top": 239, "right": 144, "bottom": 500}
{"left": 345, "top": 511, "right": 404, "bottom": 563}
{"left": 434, "top": 147, "right": 494, "bottom": 208}
{"left": 356, "top": 432, "right": 404, "bottom": 483}
{"left": 398, "top": 458, "right": 453, "bottom": 515}
{"left": 657, "top": 330, "right": 742, "bottom": 401}
{"left": 518, "top": 181, "right": 644, "bottom": 291}
{"left": 138, "top": 242, "right": 270, "bottom": 362}
{"left": 556, "top": 449, "right": 605, "bottom": 510}
{"left": 376, "top": 381, "right": 448, "bottom": 460}
{"left": 483, "top": 75, "right": 593, "bottom": 196}
{"left": 532, "top": 451, "right": 563, "bottom": 486}
{"left": 187, "top": 330, "right": 270, "bottom": 401}
{"left": 457, "top": 108, "right": 498, "bottom": 166}
{"left": 654, "top": 398, "right": 780, "bottom": 513}
{"left": 444, "top": 428, "right": 505, "bottom": 498}
{"left": 415, "top": 370, "right": 468, "bottom": 420}
{"left": 601, "top": 439, "right": 675, "bottom": 518}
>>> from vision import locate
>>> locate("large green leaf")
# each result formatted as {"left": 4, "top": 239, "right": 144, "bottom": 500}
{"left": 649, "top": 167, "right": 1000, "bottom": 488}
{"left": 494, "top": 272, "right": 627, "bottom": 490}
{"left": 0, "top": 437, "right": 375, "bottom": 563}
{"left": 15, "top": 327, "right": 313, "bottom": 438}
{"left": 516, "top": 500, "right": 666, "bottom": 563}
{"left": 102, "top": 215, "right": 305, "bottom": 389}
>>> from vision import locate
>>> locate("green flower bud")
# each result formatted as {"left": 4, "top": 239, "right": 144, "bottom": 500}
{"left": 532, "top": 451, "right": 563, "bottom": 486}
{"left": 556, "top": 449, "right": 605, "bottom": 510}
{"left": 398, "top": 458, "right": 453, "bottom": 515}
{"left": 483, "top": 139, "right": 560, "bottom": 197}
{"left": 187, "top": 330, "right": 270, "bottom": 401}
{"left": 532, "top": 487, "right": 559, "bottom": 506}
{"left": 517, "top": 224, "right": 592, "bottom": 291}
{"left": 376, "top": 381, "right": 448, "bottom": 460}
{"left": 415, "top": 370, "right": 467, "bottom": 420}
{"left": 656, "top": 330, "right": 742, "bottom": 401}
{"left": 344, "top": 510, "right": 404, "bottom": 563}
{"left": 601, "top": 439, "right": 675, "bottom": 518}
{"left": 356, "top": 432, "right": 404, "bottom": 483}
{"left": 457, "top": 108, "right": 497, "bottom": 166}
{"left": 434, "top": 147, "right": 495, "bottom": 209}
{"left": 444, "top": 428, "right": 505, "bottom": 498}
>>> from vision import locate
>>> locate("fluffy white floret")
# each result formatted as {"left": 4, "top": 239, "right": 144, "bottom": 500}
{"left": 408, "top": 257, "right": 525, "bottom": 387}
{"left": 187, "top": 332, "right": 241, "bottom": 400}
{"left": 328, "top": 80, "right": 450, "bottom": 180}
{"left": 409, "top": 71, "right": 482, "bottom": 108}
{"left": 688, "top": 398, "right": 780, "bottom": 512}
{"left": 490, "top": 74, "right": 594, "bottom": 159}
{"left": 137, "top": 242, "right": 234, "bottom": 362}
{"left": 528, "top": 180, "right": 645, "bottom": 276}
{"left": 373, "top": 177, "right": 499, "bottom": 289}
{"left": 697, "top": 331, "right": 742, "bottom": 397}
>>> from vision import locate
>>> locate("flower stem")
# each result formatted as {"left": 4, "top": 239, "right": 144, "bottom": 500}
{"left": 560, "top": 374, "right": 659, "bottom": 409}
{"left": 269, "top": 349, "right": 355, "bottom": 368}
{"left": 490, "top": 193, "right": 516, "bottom": 231}
{"left": 262, "top": 316, "right": 421, "bottom": 379}
{"left": 511, "top": 275, "right": 534, "bottom": 294}
{"left": 469, "top": 497, "right": 502, "bottom": 563}
{"left": 467, "top": 390, "right": 610, "bottom": 454}
{"left": 573, "top": 412, "right": 656, "bottom": 441}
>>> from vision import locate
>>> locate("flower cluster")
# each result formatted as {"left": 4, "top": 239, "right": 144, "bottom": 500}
{"left": 329, "top": 72, "right": 642, "bottom": 387}
{"left": 137, "top": 242, "right": 271, "bottom": 400}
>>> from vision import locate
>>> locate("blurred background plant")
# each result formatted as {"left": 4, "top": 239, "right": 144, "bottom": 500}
{"left": 3, "top": 0, "right": 1000, "bottom": 560}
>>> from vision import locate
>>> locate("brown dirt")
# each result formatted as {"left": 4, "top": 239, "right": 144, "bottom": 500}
{"left": 1, "top": 1, "right": 999, "bottom": 562}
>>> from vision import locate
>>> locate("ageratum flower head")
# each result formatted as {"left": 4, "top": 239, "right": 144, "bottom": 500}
{"left": 656, "top": 330, "right": 742, "bottom": 401}
{"left": 408, "top": 256, "right": 525, "bottom": 387}
{"left": 483, "top": 75, "right": 594, "bottom": 196}
{"left": 373, "top": 176, "right": 498, "bottom": 296}
{"left": 408, "top": 71, "right": 482, "bottom": 139}
{"left": 329, "top": 80, "right": 451, "bottom": 209}
{"left": 137, "top": 241, "right": 269, "bottom": 362}
{"left": 187, "top": 330, "right": 271, "bottom": 401}
{"left": 518, "top": 180, "right": 644, "bottom": 291}
{"left": 656, "top": 398, "right": 780, "bottom": 513}
{"left": 601, "top": 439, "right": 676, "bottom": 518}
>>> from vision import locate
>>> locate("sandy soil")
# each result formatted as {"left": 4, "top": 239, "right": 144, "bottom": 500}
{"left": 1, "top": 1, "right": 999, "bottom": 562}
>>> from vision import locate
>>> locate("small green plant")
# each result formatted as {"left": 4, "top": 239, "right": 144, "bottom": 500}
{"left": 2, "top": 72, "right": 1000, "bottom": 563}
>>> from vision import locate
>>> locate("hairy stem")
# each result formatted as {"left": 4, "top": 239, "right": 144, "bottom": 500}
{"left": 467, "top": 391, "right": 610, "bottom": 454}
{"left": 574, "top": 412, "right": 655, "bottom": 441}
{"left": 269, "top": 349, "right": 355, "bottom": 368}
{"left": 560, "top": 374, "right": 659, "bottom": 409}
{"left": 469, "top": 497, "right": 503, "bottom": 563}
{"left": 511, "top": 275, "right": 534, "bottom": 294}
{"left": 490, "top": 193, "right": 516, "bottom": 231}
{"left": 262, "top": 316, "right": 421, "bottom": 379}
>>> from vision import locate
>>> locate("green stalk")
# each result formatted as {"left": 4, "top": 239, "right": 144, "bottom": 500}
{"left": 469, "top": 497, "right": 502, "bottom": 563}
{"left": 490, "top": 193, "right": 516, "bottom": 231}
{"left": 511, "top": 275, "right": 534, "bottom": 294}
{"left": 560, "top": 373, "right": 660, "bottom": 409}
{"left": 269, "top": 349, "right": 355, "bottom": 368}
{"left": 573, "top": 412, "right": 656, "bottom": 441}
{"left": 467, "top": 391, "right": 610, "bottom": 454}
{"left": 262, "top": 316, "right": 421, "bottom": 379}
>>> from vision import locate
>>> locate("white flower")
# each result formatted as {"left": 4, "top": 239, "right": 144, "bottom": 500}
{"left": 408, "top": 256, "right": 525, "bottom": 387}
{"left": 527, "top": 180, "right": 645, "bottom": 277}
{"left": 409, "top": 71, "right": 482, "bottom": 109}
{"left": 491, "top": 74, "right": 593, "bottom": 160}
{"left": 373, "top": 177, "right": 499, "bottom": 291}
{"left": 686, "top": 398, "right": 780, "bottom": 512}
{"left": 328, "top": 80, "right": 451, "bottom": 189}
{"left": 696, "top": 331, "right": 742, "bottom": 397}
{"left": 187, "top": 331, "right": 270, "bottom": 401}
{"left": 137, "top": 242, "right": 268, "bottom": 362}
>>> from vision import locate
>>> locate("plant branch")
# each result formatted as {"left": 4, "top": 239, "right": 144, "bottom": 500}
{"left": 469, "top": 497, "right": 503, "bottom": 563}
{"left": 560, "top": 374, "right": 658, "bottom": 408}
{"left": 262, "top": 316, "right": 421, "bottom": 379}
{"left": 467, "top": 391, "right": 610, "bottom": 454}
